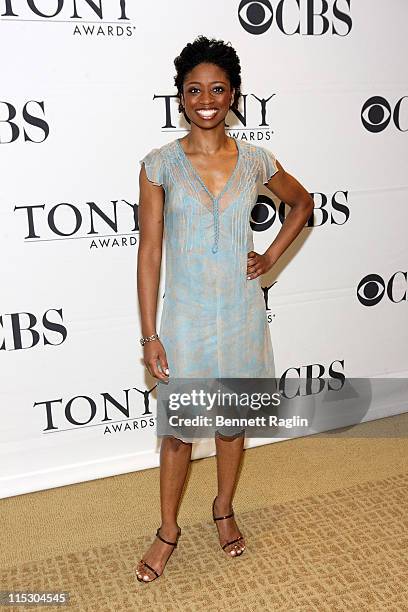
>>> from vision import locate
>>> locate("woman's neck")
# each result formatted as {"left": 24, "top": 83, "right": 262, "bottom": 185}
{"left": 182, "top": 123, "right": 230, "bottom": 154}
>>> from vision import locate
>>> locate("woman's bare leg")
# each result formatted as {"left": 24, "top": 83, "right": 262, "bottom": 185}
{"left": 213, "top": 430, "right": 246, "bottom": 556}
{"left": 136, "top": 435, "right": 192, "bottom": 581}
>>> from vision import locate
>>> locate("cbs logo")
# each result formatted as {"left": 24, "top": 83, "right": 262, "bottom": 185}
{"left": 361, "top": 96, "right": 408, "bottom": 133}
{"left": 238, "top": 0, "right": 273, "bottom": 34}
{"left": 238, "top": 0, "right": 352, "bottom": 36}
{"left": 357, "top": 272, "right": 407, "bottom": 306}
{"left": 250, "top": 190, "right": 349, "bottom": 231}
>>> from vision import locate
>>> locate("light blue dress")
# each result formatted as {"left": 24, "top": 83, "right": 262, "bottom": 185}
{"left": 140, "top": 137, "right": 279, "bottom": 439}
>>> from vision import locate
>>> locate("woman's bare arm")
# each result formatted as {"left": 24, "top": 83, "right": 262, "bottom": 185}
{"left": 264, "top": 160, "right": 314, "bottom": 262}
{"left": 137, "top": 164, "right": 169, "bottom": 380}
{"left": 247, "top": 160, "right": 314, "bottom": 280}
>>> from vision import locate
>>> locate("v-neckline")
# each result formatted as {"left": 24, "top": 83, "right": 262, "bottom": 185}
{"left": 177, "top": 137, "right": 240, "bottom": 201}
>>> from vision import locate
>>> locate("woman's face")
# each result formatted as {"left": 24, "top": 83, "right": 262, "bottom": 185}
{"left": 180, "top": 62, "right": 235, "bottom": 128}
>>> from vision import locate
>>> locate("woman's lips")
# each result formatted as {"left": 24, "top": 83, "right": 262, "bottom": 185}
{"left": 196, "top": 108, "right": 218, "bottom": 120}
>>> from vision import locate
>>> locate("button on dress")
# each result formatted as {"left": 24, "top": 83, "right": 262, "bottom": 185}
{"left": 140, "top": 137, "right": 279, "bottom": 440}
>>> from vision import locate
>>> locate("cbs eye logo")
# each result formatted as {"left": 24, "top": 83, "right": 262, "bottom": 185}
{"left": 361, "top": 96, "right": 408, "bottom": 133}
{"left": 357, "top": 272, "right": 407, "bottom": 306}
{"left": 238, "top": 0, "right": 273, "bottom": 35}
{"left": 250, "top": 195, "right": 283, "bottom": 231}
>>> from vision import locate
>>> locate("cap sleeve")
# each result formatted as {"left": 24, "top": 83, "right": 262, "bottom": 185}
{"left": 258, "top": 146, "right": 279, "bottom": 184}
{"left": 139, "top": 147, "right": 164, "bottom": 187}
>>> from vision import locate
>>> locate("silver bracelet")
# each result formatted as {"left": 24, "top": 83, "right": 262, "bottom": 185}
{"left": 140, "top": 333, "right": 159, "bottom": 346}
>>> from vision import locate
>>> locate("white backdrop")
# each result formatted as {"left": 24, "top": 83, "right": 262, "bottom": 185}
{"left": 1, "top": 0, "right": 407, "bottom": 499}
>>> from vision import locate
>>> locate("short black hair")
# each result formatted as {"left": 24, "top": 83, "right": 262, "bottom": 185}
{"left": 174, "top": 35, "right": 242, "bottom": 123}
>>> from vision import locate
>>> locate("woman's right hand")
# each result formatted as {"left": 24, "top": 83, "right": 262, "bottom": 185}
{"left": 143, "top": 339, "right": 170, "bottom": 381}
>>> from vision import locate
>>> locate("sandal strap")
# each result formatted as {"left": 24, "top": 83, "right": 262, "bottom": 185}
{"left": 155, "top": 527, "right": 180, "bottom": 547}
{"left": 213, "top": 511, "right": 234, "bottom": 521}
{"left": 139, "top": 559, "right": 160, "bottom": 578}
{"left": 212, "top": 497, "right": 234, "bottom": 521}
{"left": 222, "top": 536, "right": 244, "bottom": 550}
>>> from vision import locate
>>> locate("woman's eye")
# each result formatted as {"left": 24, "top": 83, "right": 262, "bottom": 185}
{"left": 187, "top": 86, "right": 224, "bottom": 94}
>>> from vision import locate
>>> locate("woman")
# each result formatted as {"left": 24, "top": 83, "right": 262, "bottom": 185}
{"left": 136, "top": 36, "right": 314, "bottom": 583}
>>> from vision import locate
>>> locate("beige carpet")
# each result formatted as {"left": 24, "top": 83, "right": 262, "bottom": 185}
{"left": 1, "top": 414, "right": 408, "bottom": 611}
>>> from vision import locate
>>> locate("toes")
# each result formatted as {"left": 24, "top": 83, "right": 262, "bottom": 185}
{"left": 144, "top": 567, "right": 156, "bottom": 582}
{"left": 228, "top": 539, "right": 245, "bottom": 557}
{"left": 136, "top": 563, "right": 155, "bottom": 582}
{"left": 225, "top": 543, "right": 238, "bottom": 556}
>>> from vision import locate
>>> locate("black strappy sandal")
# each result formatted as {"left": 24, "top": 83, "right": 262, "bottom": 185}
{"left": 135, "top": 526, "right": 181, "bottom": 583}
{"left": 212, "top": 496, "right": 245, "bottom": 557}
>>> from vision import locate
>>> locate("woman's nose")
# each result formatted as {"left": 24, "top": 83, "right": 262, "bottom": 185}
{"left": 198, "top": 89, "right": 214, "bottom": 105}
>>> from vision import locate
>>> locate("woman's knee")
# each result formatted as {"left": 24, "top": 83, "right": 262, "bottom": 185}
{"left": 163, "top": 435, "right": 192, "bottom": 450}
